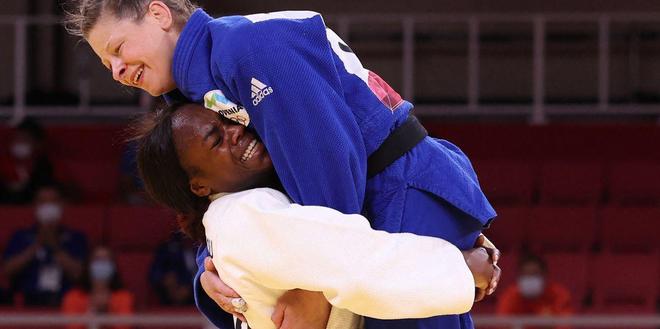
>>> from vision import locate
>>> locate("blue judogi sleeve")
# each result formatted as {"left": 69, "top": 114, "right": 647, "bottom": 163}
{"left": 193, "top": 244, "right": 234, "bottom": 328}
{"left": 213, "top": 15, "right": 368, "bottom": 214}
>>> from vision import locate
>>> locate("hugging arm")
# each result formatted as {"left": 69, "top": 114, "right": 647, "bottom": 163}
{"left": 206, "top": 190, "right": 476, "bottom": 319}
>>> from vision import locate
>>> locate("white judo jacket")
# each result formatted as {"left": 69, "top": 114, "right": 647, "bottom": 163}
{"left": 203, "top": 188, "right": 475, "bottom": 329}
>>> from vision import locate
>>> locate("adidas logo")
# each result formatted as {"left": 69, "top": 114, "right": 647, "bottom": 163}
{"left": 251, "top": 78, "right": 274, "bottom": 106}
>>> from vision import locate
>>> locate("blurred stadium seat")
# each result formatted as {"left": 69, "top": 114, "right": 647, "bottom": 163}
{"left": 528, "top": 206, "right": 597, "bottom": 253}
{"left": 115, "top": 251, "right": 153, "bottom": 309}
{"left": 55, "top": 160, "right": 121, "bottom": 203}
{"left": 608, "top": 161, "right": 660, "bottom": 205}
{"left": 599, "top": 207, "right": 660, "bottom": 253}
{"left": 475, "top": 160, "right": 536, "bottom": 205}
{"left": 544, "top": 251, "right": 590, "bottom": 310}
{"left": 107, "top": 206, "right": 177, "bottom": 251}
{"left": 591, "top": 252, "right": 658, "bottom": 313}
{"left": 61, "top": 205, "right": 106, "bottom": 246}
{"left": 47, "top": 125, "right": 125, "bottom": 162}
{"left": 484, "top": 206, "right": 529, "bottom": 252}
{"left": 539, "top": 161, "right": 604, "bottom": 205}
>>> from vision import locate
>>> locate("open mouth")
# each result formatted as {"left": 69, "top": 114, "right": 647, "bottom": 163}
{"left": 132, "top": 66, "right": 144, "bottom": 85}
{"left": 240, "top": 139, "right": 258, "bottom": 162}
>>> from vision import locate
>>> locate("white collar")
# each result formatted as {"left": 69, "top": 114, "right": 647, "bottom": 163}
{"left": 208, "top": 192, "right": 231, "bottom": 201}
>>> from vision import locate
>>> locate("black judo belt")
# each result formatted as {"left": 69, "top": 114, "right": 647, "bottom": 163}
{"left": 366, "top": 114, "right": 428, "bottom": 179}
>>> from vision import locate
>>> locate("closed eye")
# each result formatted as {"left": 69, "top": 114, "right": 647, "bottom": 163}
{"left": 115, "top": 42, "right": 123, "bottom": 55}
{"left": 204, "top": 125, "right": 223, "bottom": 149}
{"left": 212, "top": 134, "right": 223, "bottom": 148}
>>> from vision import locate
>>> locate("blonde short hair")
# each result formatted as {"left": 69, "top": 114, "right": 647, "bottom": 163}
{"left": 64, "top": 0, "right": 197, "bottom": 38}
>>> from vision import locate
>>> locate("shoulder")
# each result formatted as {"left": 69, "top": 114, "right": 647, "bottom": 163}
{"left": 209, "top": 11, "right": 327, "bottom": 62}
{"left": 9, "top": 227, "right": 35, "bottom": 241}
{"left": 5, "top": 228, "right": 36, "bottom": 250}
{"left": 203, "top": 188, "right": 291, "bottom": 235}
{"left": 208, "top": 188, "right": 290, "bottom": 213}
{"left": 210, "top": 11, "right": 324, "bottom": 39}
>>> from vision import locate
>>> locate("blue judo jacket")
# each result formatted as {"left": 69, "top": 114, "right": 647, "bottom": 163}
{"left": 171, "top": 9, "right": 496, "bottom": 329}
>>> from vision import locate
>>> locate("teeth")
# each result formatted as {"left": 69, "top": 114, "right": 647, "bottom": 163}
{"left": 241, "top": 139, "right": 258, "bottom": 162}
{"left": 133, "top": 67, "right": 143, "bottom": 85}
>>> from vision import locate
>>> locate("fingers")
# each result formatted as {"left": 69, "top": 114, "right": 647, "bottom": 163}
{"left": 200, "top": 270, "right": 246, "bottom": 318}
{"left": 203, "top": 262, "right": 240, "bottom": 298}
{"left": 477, "top": 235, "right": 501, "bottom": 266}
{"left": 487, "top": 264, "right": 501, "bottom": 296}
{"left": 491, "top": 248, "right": 501, "bottom": 266}
{"left": 480, "top": 234, "right": 497, "bottom": 250}
{"left": 271, "top": 303, "right": 286, "bottom": 328}
{"left": 200, "top": 271, "right": 233, "bottom": 311}
{"left": 484, "top": 246, "right": 501, "bottom": 266}
{"left": 474, "top": 234, "right": 485, "bottom": 248}
{"left": 204, "top": 256, "right": 216, "bottom": 272}
{"left": 474, "top": 288, "right": 486, "bottom": 302}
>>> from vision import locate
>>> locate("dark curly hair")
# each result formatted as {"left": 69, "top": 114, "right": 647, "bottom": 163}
{"left": 132, "top": 103, "right": 207, "bottom": 242}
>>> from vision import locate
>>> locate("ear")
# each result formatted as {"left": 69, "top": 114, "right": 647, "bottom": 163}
{"left": 189, "top": 178, "right": 212, "bottom": 198}
{"left": 147, "top": 1, "right": 174, "bottom": 30}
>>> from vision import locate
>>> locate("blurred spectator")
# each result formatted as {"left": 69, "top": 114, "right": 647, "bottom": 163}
{"left": 119, "top": 141, "right": 147, "bottom": 205}
{"left": 0, "top": 117, "right": 56, "bottom": 204}
{"left": 1, "top": 185, "right": 88, "bottom": 306}
{"left": 149, "top": 232, "right": 196, "bottom": 306}
{"left": 497, "top": 253, "right": 573, "bottom": 329}
{"left": 62, "top": 246, "right": 134, "bottom": 329}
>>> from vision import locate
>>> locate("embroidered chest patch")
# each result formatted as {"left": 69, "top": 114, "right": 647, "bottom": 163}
{"left": 204, "top": 90, "right": 251, "bottom": 127}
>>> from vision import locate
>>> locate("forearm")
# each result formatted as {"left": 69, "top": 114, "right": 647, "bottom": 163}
{"left": 211, "top": 191, "right": 474, "bottom": 319}
{"left": 3, "top": 244, "right": 38, "bottom": 277}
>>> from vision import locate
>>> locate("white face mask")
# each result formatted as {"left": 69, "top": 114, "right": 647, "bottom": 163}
{"left": 518, "top": 274, "right": 545, "bottom": 298}
{"left": 35, "top": 202, "right": 62, "bottom": 224}
{"left": 11, "top": 142, "right": 32, "bottom": 159}
{"left": 90, "top": 260, "right": 115, "bottom": 281}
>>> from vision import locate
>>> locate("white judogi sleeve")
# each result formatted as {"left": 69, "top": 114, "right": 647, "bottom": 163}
{"left": 203, "top": 188, "right": 474, "bottom": 321}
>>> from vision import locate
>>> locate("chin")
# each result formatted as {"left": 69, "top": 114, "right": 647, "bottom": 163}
{"left": 146, "top": 87, "right": 164, "bottom": 97}
{"left": 143, "top": 82, "right": 174, "bottom": 97}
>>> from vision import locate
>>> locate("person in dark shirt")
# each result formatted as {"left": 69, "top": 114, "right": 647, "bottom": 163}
{"left": 1, "top": 185, "right": 88, "bottom": 306}
{"left": 149, "top": 232, "right": 197, "bottom": 306}
{"left": 0, "top": 117, "right": 55, "bottom": 204}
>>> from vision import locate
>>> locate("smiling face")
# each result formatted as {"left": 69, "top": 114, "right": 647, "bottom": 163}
{"left": 86, "top": 2, "right": 179, "bottom": 96}
{"left": 171, "top": 104, "right": 274, "bottom": 196}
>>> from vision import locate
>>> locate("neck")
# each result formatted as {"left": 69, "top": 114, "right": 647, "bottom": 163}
{"left": 264, "top": 172, "right": 285, "bottom": 193}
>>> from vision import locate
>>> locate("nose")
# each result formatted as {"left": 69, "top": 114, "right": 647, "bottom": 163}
{"left": 110, "top": 57, "right": 127, "bottom": 82}
{"left": 224, "top": 121, "right": 244, "bottom": 145}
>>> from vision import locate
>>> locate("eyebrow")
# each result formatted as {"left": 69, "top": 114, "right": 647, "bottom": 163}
{"left": 101, "top": 35, "right": 117, "bottom": 70}
{"left": 203, "top": 125, "right": 218, "bottom": 142}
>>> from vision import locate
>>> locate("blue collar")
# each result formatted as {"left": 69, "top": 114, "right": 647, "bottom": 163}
{"left": 172, "top": 8, "right": 213, "bottom": 94}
